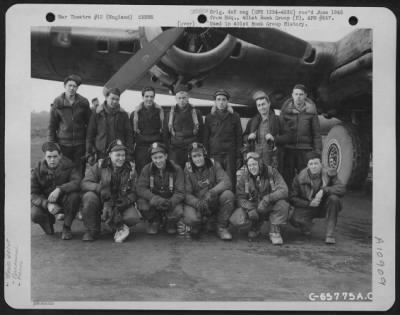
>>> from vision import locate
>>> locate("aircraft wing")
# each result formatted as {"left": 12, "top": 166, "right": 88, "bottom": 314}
{"left": 31, "top": 26, "right": 372, "bottom": 117}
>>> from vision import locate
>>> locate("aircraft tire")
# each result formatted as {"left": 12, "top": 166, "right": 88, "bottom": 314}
{"left": 322, "top": 123, "right": 369, "bottom": 189}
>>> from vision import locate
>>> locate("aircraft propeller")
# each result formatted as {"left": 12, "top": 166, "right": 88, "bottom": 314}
{"left": 223, "top": 28, "right": 313, "bottom": 59}
{"left": 103, "top": 27, "right": 185, "bottom": 96}
{"left": 103, "top": 27, "right": 312, "bottom": 95}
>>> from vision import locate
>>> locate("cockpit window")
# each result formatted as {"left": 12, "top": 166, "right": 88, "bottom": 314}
{"left": 118, "top": 39, "right": 140, "bottom": 54}
{"left": 97, "top": 39, "right": 109, "bottom": 53}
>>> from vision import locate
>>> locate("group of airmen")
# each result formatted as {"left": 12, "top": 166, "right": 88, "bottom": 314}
{"left": 31, "top": 74, "right": 345, "bottom": 245}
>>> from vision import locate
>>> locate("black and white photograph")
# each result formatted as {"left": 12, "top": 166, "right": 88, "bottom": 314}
{"left": 4, "top": 4, "right": 396, "bottom": 311}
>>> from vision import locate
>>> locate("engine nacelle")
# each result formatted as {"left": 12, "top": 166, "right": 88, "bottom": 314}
{"left": 140, "top": 27, "right": 237, "bottom": 86}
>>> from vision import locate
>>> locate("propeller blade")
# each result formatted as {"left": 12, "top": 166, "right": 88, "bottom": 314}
{"left": 225, "top": 28, "right": 312, "bottom": 59}
{"left": 103, "top": 27, "right": 185, "bottom": 95}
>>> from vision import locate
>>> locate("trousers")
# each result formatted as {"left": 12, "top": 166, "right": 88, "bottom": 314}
{"left": 136, "top": 198, "right": 183, "bottom": 224}
{"left": 31, "top": 192, "right": 81, "bottom": 228}
{"left": 81, "top": 192, "right": 141, "bottom": 233}
{"left": 282, "top": 148, "right": 311, "bottom": 187}
{"left": 183, "top": 190, "right": 235, "bottom": 228}
{"left": 230, "top": 199, "right": 290, "bottom": 228}
{"left": 134, "top": 145, "right": 152, "bottom": 176}
{"left": 210, "top": 152, "right": 237, "bottom": 192}
{"left": 291, "top": 194, "right": 342, "bottom": 237}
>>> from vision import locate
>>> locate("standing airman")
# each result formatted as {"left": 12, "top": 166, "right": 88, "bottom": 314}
{"left": 164, "top": 87, "right": 203, "bottom": 168}
{"left": 203, "top": 89, "right": 243, "bottom": 190}
{"left": 130, "top": 86, "right": 165, "bottom": 175}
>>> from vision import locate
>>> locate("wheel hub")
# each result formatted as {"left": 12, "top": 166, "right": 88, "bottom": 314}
{"left": 327, "top": 143, "right": 340, "bottom": 170}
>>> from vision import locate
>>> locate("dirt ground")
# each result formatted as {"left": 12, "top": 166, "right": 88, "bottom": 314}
{"left": 30, "top": 134, "right": 372, "bottom": 304}
{"left": 31, "top": 191, "right": 372, "bottom": 302}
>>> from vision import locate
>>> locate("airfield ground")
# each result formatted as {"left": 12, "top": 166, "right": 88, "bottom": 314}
{"left": 30, "top": 135, "right": 372, "bottom": 303}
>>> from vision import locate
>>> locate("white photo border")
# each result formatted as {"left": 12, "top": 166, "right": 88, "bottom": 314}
{"left": 4, "top": 4, "right": 396, "bottom": 311}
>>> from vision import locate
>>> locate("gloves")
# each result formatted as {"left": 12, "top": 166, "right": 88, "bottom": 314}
{"left": 116, "top": 198, "right": 130, "bottom": 211}
{"left": 150, "top": 195, "right": 165, "bottom": 208}
{"left": 247, "top": 208, "right": 259, "bottom": 222}
{"left": 150, "top": 195, "right": 170, "bottom": 211}
{"left": 100, "top": 188, "right": 111, "bottom": 202}
{"left": 159, "top": 199, "right": 172, "bottom": 212}
{"left": 257, "top": 199, "right": 270, "bottom": 212}
{"left": 204, "top": 190, "right": 218, "bottom": 203}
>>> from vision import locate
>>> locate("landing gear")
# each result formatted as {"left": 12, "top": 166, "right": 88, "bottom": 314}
{"left": 322, "top": 123, "right": 370, "bottom": 189}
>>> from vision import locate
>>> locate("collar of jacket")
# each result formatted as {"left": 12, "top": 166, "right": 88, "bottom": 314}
{"left": 297, "top": 167, "right": 337, "bottom": 185}
{"left": 133, "top": 102, "right": 164, "bottom": 134}
{"left": 249, "top": 111, "right": 274, "bottom": 132}
{"left": 247, "top": 163, "right": 271, "bottom": 180}
{"left": 137, "top": 101, "right": 162, "bottom": 112}
{"left": 96, "top": 102, "right": 125, "bottom": 114}
{"left": 173, "top": 103, "right": 193, "bottom": 113}
{"left": 281, "top": 97, "right": 317, "bottom": 115}
{"left": 53, "top": 93, "right": 85, "bottom": 109}
{"left": 150, "top": 159, "right": 176, "bottom": 173}
{"left": 211, "top": 104, "right": 234, "bottom": 115}
{"left": 39, "top": 156, "right": 72, "bottom": 174}
{"left": 189, "top": 157, "right": 214, "bottom": 173}
{"left": 99, "top": 157, "right": 132, "bottom": 171}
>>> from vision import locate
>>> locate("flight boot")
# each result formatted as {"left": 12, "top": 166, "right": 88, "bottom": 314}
{"left": 269, "top": 224, "right": 283, "bottom": 245}
{"left": 247, "top": 220, "right": 263, "bottom": 240}
{"left": 82, "top": 230, "right": 99, "bottom": 241}
{"left": 165, "top": 220, "right": 177, "bottom": 235}
{"left": 189, "top": 223, "right": 202, "bottom": 239}
{"left": 61, "top": 225, "right": 72, "bottom": 240}
{"left": 146, "top": 215, "right": 161, "bottom": 235}
{"left": 39, "top": 213, "right": 55, "bottom": 235}
{"left": 206, "top": 219, "right": 217, "bottom": 232}
{"left": 216, "top": 226, "right": 232, "bottom": 241}
{"left": 177, "top": 220, "right": 192, "bottom": 238}
{"left": 114, "top": 224, "right": 130, "bottom": 243}
{"left": 325, "top": 235, "right": 336, "bottom": 244}
{"left": 146, "top": 221, "right": 159, "bottom": 235}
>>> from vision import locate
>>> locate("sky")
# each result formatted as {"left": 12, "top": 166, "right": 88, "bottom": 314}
{"left": 30, "top": 26, "right": 353, "bottom": 113}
